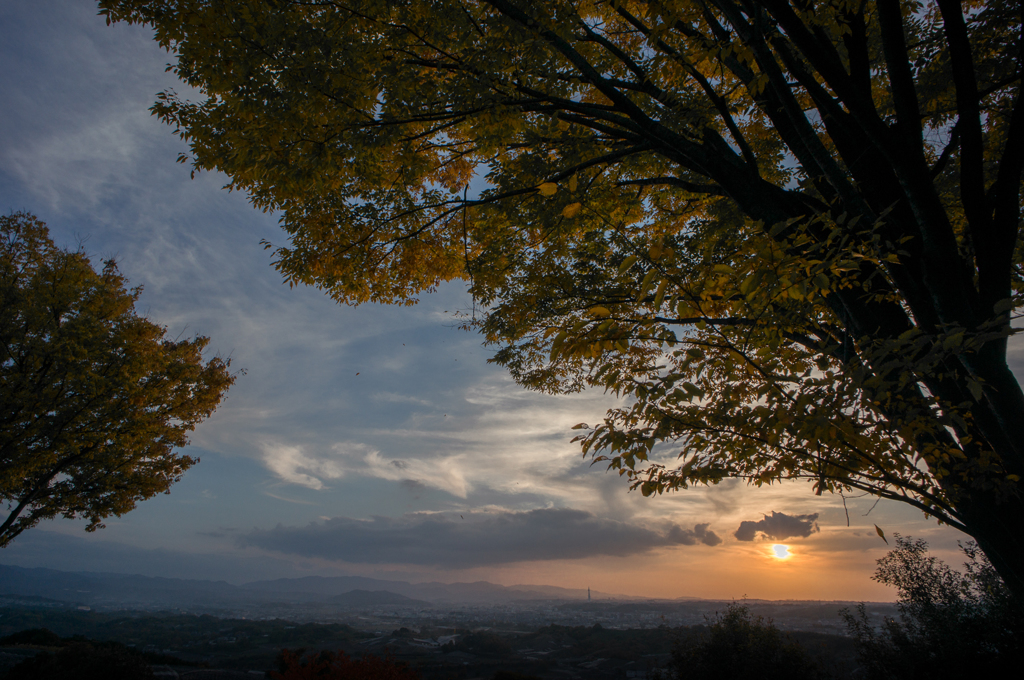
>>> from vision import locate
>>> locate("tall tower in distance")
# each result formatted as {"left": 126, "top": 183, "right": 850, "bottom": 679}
{"left": 588, "top": 587, "right": 591, "bottom": 602}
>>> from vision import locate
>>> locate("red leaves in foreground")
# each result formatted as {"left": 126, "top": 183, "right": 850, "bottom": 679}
{"left": 271, "top": 649, "right": 421, "bottom": 680}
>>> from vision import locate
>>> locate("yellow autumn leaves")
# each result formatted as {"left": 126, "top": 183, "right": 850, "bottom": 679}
{"left": 562, "top": 202, "right": 582, "bottom": 218}
{"left": 536, "top": 179, "right": 582, "bottom": 218}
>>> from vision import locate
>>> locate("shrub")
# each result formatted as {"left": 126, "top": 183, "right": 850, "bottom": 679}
{"left": 456, "top": 631, "right": 513, "bottom": 658}
{"left": 842, "top": 535, "right": 1022, "bottom": 679}
{"left": 271, "top": 648, "right": 420, "bottom": 680}
{"left": 665, "top": 603, "right": 824, "bottom": 680}
{"left": 3, "top": 640, "right": 153, "bottom": 680}
{"left": 492, "top": 672, "right": 541, "bottom": 680}
{"left": 0, "top": 628, "right": 64, "bottom": 647}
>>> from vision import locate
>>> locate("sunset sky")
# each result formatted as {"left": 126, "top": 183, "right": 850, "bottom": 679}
{"left": 3, "top": 0, "right": 1018, "bottom": 602}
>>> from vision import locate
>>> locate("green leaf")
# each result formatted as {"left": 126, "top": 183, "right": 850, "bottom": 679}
{"left": 967, "top": 379, "right": 983, "bottom": 402}
{"left": 653, "top": 278, "right": 670, "bottom": 309}
{"left": 636, "top": 270, "right": 658, "bottom": 302}
{"left": 993, "top": 298, "right": 1014, "bottom": 313}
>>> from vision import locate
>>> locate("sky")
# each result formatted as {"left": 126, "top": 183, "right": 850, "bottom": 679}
{"left": 2, "top": 0, "right": 1018, "bottom": 602}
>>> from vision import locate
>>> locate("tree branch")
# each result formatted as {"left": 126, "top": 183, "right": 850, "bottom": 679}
{"left": 936, "top": 0, "right": 987, "bottom": 232}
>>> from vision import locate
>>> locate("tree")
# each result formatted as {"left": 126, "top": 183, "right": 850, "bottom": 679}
{"left": 1, "top": 212, "right": 235, "bottom": 546}
{"left": 841, "top": 535, "right": 1021, "bottom": 678}
{"left": 272, "top": 649, "right": 421, "bottom": 680}
{"left": 98, "top": 1, "right": 1024, "bottom": 595}
{"left": 665, "top": 603, "right": 825, "bottom": 680}
{"left": 3, "top": 634, "right": 155, "bottom": 680}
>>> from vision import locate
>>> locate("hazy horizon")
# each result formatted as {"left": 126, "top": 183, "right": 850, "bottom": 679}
{"left": 1, "top": 559, "right": 895, "bottom": 605}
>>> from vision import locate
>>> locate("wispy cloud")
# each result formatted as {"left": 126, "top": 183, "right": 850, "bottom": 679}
{"left": 261, "top": 443, "right": 348, "bottom": 490}
{"left": 262, "top": 491, "right": 318, "bottom": 506}
{"left": 361, "top": 450, "right": 470, "bottom": 498}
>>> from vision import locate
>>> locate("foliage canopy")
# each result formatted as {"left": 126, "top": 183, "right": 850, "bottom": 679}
{"left": 842, "top": 535, "right": 1021, "bottom": 678}
{"left": 4, "top": 638, "right": 156, "bottom": 680}
{"left": 99, "top": 0, "right": 1024, "bottom": 594}
{"left": 0, "top": 212, "right": 235, "bottom": 546}
{"left": 667, "top": 602, "right": 826, "bottom": 680}
{"left": 272, "top": 649, "right": 421, "bottom": 680}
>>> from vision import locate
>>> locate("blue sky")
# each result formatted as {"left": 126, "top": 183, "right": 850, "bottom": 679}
{"left": 2, "top": 0, "right": 1014, "bottom": 601}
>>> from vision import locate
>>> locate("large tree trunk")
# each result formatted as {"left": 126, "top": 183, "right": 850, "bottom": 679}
{"left": 959, "top": 489, "right": 1024, "bottom": 602}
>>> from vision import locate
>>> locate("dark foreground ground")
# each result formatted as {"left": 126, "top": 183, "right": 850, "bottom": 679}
{"left": 0, "top": 605, "right": 861, "bottom": 679}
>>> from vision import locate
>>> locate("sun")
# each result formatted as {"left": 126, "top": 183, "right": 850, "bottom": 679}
{"left": 771, "top": 544, "right": 792, "bottom": 559}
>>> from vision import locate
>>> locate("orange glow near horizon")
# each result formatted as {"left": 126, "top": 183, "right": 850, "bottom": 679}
{"left": 344, "top": 537, "right": 914, "bottom": 601}
{"left": 771, "top": 544, "right": 792, "bottom": 559}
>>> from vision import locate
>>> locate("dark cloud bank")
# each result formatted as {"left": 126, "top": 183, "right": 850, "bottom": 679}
{"left": 734, "top": 511, "right": 819, "bottom": 542}
{"left": 241, "top": 509, "right": 721, "bottom": 568}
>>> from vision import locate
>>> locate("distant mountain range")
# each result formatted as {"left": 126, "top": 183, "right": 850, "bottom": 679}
{"left": 329, "top": 589, "right": 431, "bottom": 607}
{"left": 0, "top": 563, "right": 633, "bottom": 609}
